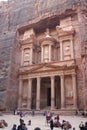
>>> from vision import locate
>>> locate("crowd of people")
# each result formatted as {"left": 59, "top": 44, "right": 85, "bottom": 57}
{"left": 0, "top": 110, "right": 87, "bottom": 130}
{"left": 45, "top": 111, "right": 72, "bottom": 130}
{"left": 0, "top": 119, "right": 8, "bottom": 128}
{"left": 79, "top": 121, "right": 87, "bottom": 130}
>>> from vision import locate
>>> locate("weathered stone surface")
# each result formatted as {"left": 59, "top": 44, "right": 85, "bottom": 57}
{"left": 0, "top": 0, "right": 86, "bottom": 110}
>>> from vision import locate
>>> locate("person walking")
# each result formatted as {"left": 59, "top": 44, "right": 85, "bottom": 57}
{"left": 50, "top": 118, "right": 54, "bottom": 130}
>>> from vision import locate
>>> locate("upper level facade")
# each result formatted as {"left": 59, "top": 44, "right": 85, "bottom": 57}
{"left": 18, "top": 16, "right": 76, "bottom": 73}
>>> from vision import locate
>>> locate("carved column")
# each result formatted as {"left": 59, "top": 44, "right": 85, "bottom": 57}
{"left": 51, "top": 76, "right": 55, "bottom": 110}
{"left": 71, "top": 39, "right": 74, "bottom": 59}
{"left": 36, "top": 77, "right": 41, "bottom": 110}
{"left": 60, "top": 41, "right": 63, "bottom": 61}
{"left": 30, "top": 48, "right": 32, "bottom": 64}
{"left": 61, "top": 75, "right": 65, "bottom": 109}
{"left": 72, "top": 74, "right": 77, "bottom": 108}
{"left": 41, "top": 47, "right": 43, "bottom": 62}
{"left": 27, "top": 78, "right": 32, "bottom": 110}
{"left": 49, "top": 45, "right": 51, "bottom": 62}
{"left": 18, "top": 79, "right": 22, "bottom": 109}
{"left": 21, "top": 49, "right": 24, "bottom": 66}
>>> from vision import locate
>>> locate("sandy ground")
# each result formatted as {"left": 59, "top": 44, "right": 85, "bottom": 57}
{"left": 0, "top": 114, "right": 87, "bottom": 130}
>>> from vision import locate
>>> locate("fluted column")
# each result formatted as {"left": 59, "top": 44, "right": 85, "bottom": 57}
{"left": 61, "top": 75, "right": 65, "bottom": 109}
{"left": 60, "top": 41, "right": 63, "bottom": 61}
{"left": 41, "top": 46, "right": 43, "bottom": 62}
{"left": 72, "top": 74, "right": 77, "bottom": 108}
{"left": 49, "top": 45, "right": 51, "bottom": 62}
{"left": 18, "top": 79, "right": 22, "bottom": 109}
{"left": 30, "top": 48, "right": 32, "bottom": 65}
{"left": 27, "top": 78, "right": 32, "bottom": 110}
{"left": 71, "top": 39, "right": 74, "bottom": 59}
{"left": 36, "top": 77, "right": 41, "bottom": 110}
{"left": 21, "top": 49, "right": 24, "bottom": 66}
{"left": 51, "top": 76, "right": 55, "bottom": 110}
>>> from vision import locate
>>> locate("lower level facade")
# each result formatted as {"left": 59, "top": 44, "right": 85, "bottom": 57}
{"left": 18, "top": 61, "right": 77, "bottom": 111}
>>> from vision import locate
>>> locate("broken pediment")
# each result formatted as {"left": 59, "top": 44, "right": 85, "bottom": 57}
{"left": 56, "top": 25, "right": 75, "bottom": 37}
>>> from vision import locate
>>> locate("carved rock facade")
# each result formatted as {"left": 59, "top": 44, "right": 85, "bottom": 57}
{"left": 0, "top": 0, "right": 87, "bottom": 111}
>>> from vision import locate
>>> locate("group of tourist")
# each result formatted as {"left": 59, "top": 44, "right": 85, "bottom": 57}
{"left": 79, "top": 121, "right": 87, "bottom": 130}
{"left": 0, "top": 119, "right": 8, "bottom": 128}
{"left": 11, "top": 118, "right": 28, "bottom": 130}
{"left": 1, "top": 110, "right": 87, "bottom": 130}
{"left": 45, "top": 111, "right": 72, "bottom": 130}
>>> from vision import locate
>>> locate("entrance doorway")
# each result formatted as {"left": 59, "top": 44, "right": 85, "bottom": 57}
{"left": 47, "top": 88, "right": 51, "bottom": 106}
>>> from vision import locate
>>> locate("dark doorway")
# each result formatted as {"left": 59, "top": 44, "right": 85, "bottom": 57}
{"left": 47, "top": 88, "right": 51, "bottom": 106}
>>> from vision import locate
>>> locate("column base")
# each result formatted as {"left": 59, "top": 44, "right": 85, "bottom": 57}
{"left": 36, "top": 108, "right": 40, "bottom": 111}
{"left": 51, "top": 107, "right": 55, "bottom": 111}
{"left": 61, "top": 107, "right": 65, "bottom": 110}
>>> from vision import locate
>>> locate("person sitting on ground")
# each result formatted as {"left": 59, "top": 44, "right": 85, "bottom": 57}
{"left": 61, "top": 120, "right": 72, "bottom": 130}
{"left": 53, "top": 117, "right": 61, "bottom": 127}
{"left": 1, "top": 119, "right": 8, "bottom": 127}
{"left": 64, "top": 121, "right": 72, "bottom": 130}
{"left": 61, "top": 120, "right": 66, "bottom": 129}
{"left": 28, "top": 120, "right": 31, "bottom": 125}
{"left": 56, "top": 114, "right": 60, "bottom": 121}
{"left": 11, "top": 124, "right": 17, "bottom": 130}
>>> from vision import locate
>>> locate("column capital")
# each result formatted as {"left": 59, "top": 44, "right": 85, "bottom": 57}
{"left": 60, "top": 74, "right": 64, "bottom": 79}
{"left": 51, "top": 76, "right": 55, "bottom": 79}
{"left": 72, "top": 73, "right": 76, "bottom": 77}
{"left": 37, "top": 77, "right": 41, "bottom": 80}
{"left": 28, "top": 78, "right": 32, "bottom": 80}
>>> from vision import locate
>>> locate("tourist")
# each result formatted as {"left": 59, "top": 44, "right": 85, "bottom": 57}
{"left": 50, "top": 118, "right": 54, "bottom": 130}
{"left": 32, "top": 109, "right": 35, "bottom": 116}
{"left": 84, "top": 122, "right": 87, "bottom": 130}
{"left": 11, "top": 124, "right": 17, "bottom": 130}
{"left": 22, "top": 123, "right": 27, "bottom": 130}
{"left": 17, "top": 118, "right": 24, "bottom": 130}
{"left": 75, "top": 110, "right": 78, "bottom": 116}
{"left": 79, "top": 121, "right": 85, "bottom": 130}
{"left": 28, "top": 120, "right": 31, "bottom": 125}
{"left": 56, "top": 114, "right": 59, "bottom": 121}
{"left": 34, "top": 127, "right": 41, "bottom": 130}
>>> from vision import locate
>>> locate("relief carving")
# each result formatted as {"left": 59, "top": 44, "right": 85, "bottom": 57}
{"left": 63, "top": 40, "right": 71, "bottom": 60}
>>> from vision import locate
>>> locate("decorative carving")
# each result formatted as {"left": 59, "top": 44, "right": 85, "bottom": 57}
{"left": 45, "top": 28, "right": 51, "bottom": 38}
{"left": 56, "top": 25, "right": 75, "bottom": 37}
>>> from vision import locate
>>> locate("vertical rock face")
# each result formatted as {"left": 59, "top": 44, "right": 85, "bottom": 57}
{"left": 0, "top": 0, "right": 86, "bottom": 110}
{"left": 0, "top": 33, "right": 15, "bottom": 110}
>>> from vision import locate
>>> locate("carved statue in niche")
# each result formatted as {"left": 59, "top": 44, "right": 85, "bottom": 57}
{"left": 45, "top": 28, "right": 51, "bottom": 38}
{"left": 63, "top": 40, "right": 71, "bottom": 60}
{"left": 23, "top": 48, "right": 30, "bottom": 65}
{"left": 43, "top": 45, "right": 49, "bottom": 62}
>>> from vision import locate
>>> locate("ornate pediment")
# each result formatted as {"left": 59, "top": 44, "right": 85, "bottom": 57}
{"left": 29, "top": 64, "right": 63, "bottom": 73}
{"left": 19, "top": 63, "right": 77, "bottom": 75}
